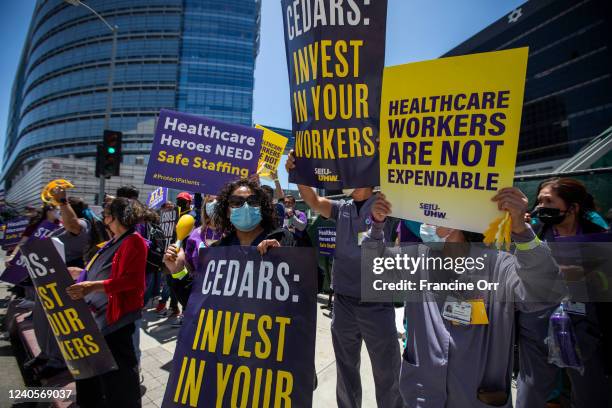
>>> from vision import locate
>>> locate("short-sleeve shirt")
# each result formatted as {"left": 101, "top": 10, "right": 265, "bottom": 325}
{"left": 328, "top": 194, "right": 377, "bottom": 298}
{"left": 54, "top": 219, "right": 91, "bottom": 267}
{"left": 185, "top": 226, "right": 222, "bottom": 271}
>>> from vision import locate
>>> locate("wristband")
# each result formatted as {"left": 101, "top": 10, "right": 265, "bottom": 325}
{"left": 171, "top": 267, "right": 188, "bottom": 280}
{"left": 515, "top": 236, "right": 541, "bottom": 251}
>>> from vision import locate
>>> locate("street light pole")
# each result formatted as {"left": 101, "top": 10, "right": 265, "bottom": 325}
{"left": 64, "top": 0, "right": 118, "bottom": 204}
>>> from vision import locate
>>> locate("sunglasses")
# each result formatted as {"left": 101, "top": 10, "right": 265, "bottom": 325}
{"left": 228, "top": 195, "right": 260, "bottom": 208}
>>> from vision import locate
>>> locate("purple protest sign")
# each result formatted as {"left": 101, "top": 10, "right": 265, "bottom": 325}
{"left": 145, "top": 110, "right": 263, "bottom": 195}
{"left": 162, "top": 246, "right": 317, "bottom": 407}
{"left": 0, "top": 220, "right": 60, "bottom": 284}
{"left": 1, "top": 216, "right": 29, "bottom": 250}
{"left": 147, "top": 186, "right": 168, "bottom": 210}
{"left": 20, "top": 238, "right": 118, "bottom": 379}
{"left": 318, "top": 227, "right": 336, "bottom": 257}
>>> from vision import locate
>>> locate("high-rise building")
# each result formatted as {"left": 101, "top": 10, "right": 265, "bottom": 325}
{"left": 2, "top": 0, "right": 261, "bottom": 196}
{"left": 444, "top": 0, "right": 612, "bottom": 171}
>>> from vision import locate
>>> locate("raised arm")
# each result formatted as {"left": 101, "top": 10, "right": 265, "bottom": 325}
{"left": 285, "top": 150, "right": 334, "bottom": 218}
{"left": 491, "top": 187, "right": 564, "bottom": 309}
{"left": 51, "top": 188, "right": 82, "bottom": 235}
{"left": 271, "top": 170, "right": 285, "bottom": 200}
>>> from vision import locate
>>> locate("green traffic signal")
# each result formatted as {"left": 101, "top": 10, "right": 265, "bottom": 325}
{"left": 107, "top": 147, "right": 116, "bottom": 154}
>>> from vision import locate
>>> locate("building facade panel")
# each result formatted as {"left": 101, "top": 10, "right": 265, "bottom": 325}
{"left": 444, "top": 0, "right": 612, "bottom": 165}
{"left": 3, "top": 0, "right": 261, "bottom": 198}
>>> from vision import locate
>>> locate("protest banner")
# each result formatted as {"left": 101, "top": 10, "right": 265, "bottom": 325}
{"left": 147, "top": 186, "right": 168, "bottom": 210}
{"left": 317, "top": 227, "right": 336, "bottom": 257}
{"left": 162, "top": 246, "right": 317, "bottom": 408}
{"left": 1, "top": 216, "right": 29, "bottom": 250}
{"left": 255, "top": 125, "right": 288, "bottom": 179}
{"left": 145, "top": 109, "right": 263, "bottom": 195}
{"left": 0, "top": 220, "right": 59, "bottom": 284}
{"left": 19, "top": 238, "right": 118, "bottom": 379}
{"left": 281, "top": 0, "right": 388, "bottom": 189}
{"left": 160, "top": 207, "right": 178, "bottom": 251}
{"left": 380, "top": 48, "right": 528, "bottom": 232}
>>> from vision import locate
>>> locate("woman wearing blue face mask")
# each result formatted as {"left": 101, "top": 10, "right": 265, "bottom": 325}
{"left": 210, "top": 179, "right": 300, "bottom": 252}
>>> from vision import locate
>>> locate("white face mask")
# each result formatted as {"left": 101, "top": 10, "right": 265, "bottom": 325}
{"left": 342, "top": 188, "right": 355, "bottom": 197}
{"left": 419, "top": 224, "right": 448, "bottom": 243}
{"left": 205, "top": 200, "right": 217, "bottom": 217}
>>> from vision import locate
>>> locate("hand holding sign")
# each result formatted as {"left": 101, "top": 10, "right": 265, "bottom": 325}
{"left": 491, "top": 187, "right": 528, "bottom": 234}
{"left": 371, "top": 193, "right": 392, "bottom": 223}
{"left": 66, "top": 280, "right": 103, "bottom": 300}
{"left": 285, "top": 149, "right": 296, "bottom": 172}
{"left": 257, "top": 239, "right": 281, "bottom": 255}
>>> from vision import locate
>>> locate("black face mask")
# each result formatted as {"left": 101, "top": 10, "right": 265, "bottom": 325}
{"left": 531, "top": 207, "right": 567, "bottom": 225}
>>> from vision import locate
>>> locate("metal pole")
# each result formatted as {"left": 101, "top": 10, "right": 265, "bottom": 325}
{"left": 98, "top": 26, "right": 118, "bottom": 204}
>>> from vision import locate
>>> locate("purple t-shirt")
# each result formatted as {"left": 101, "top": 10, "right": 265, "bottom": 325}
{"left": 185, "top": 226, "right": 222, "bottom": 272}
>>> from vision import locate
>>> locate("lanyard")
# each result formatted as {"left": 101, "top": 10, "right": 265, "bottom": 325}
{"left": 83, "top": 230, "right": 132, "bottom": 274}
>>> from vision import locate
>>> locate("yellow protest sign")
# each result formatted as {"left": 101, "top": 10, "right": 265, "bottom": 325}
{"left": 380, "top": 48, "right": 528, "bottom": 233}
{"left": 256, "top": 125, "right": 288, "bottom": 179}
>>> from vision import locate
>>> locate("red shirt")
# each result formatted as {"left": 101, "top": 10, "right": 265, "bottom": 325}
{"left": 102, "top": 232, "right": 147, "bottom": 325}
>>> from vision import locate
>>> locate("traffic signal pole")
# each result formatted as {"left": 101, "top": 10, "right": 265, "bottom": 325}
{"left": 100, "top": 26, "right": 118, "bottom": 205}
{"left": 64, "top": 1, "right": 119, "bottom": 205}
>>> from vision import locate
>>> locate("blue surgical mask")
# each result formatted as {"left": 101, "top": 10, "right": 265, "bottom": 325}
{"left": 419, "top": 224, "right": 446, "bottom": 243}
{"left": 205, "top": 200, "right": 217, "bottom": 217}
{"left": 230, "top": 203, "right": 261, "bottom": 232}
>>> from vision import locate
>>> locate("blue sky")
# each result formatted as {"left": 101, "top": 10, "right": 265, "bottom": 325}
{"left": 0, "top": 0, "right": 525, "bottom": 188}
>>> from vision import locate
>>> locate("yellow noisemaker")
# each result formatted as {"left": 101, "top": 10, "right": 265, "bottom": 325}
{"left": 41, "top": 179, "right": 75, "bottom": 206}
{"left": 174, "top": 214, "right": 196, "bottom": 249}
{"left": 483, "top": 212, "right": 512, "bottom": 251}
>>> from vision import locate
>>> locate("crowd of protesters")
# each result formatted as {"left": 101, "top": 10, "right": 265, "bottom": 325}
{"left": 1, "top": 158, "right": 611, "bottom": 407}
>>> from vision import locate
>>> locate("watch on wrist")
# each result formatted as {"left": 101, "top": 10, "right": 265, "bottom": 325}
{"left": 59, "top": 198, "right": 68, "bottom": 205}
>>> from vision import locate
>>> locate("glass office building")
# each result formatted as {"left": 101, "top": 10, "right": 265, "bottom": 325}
{"left": 2, "top": 0, "right": 261, "bottom": 189}
{"left": 444, "top": 0, "right": 612, "bottom": 166}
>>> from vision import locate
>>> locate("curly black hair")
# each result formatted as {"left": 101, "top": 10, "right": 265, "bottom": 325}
{"left": 105, "top": 197, "right": 144, "bottom": 228}
{"left": 214, "top": 179, "right": 276, "bottom": 235}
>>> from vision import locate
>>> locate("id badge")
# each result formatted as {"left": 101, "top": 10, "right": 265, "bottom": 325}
{"left": 442, "top": 297, "right": 472, "bottom": 325}
{"left": 357, "top": 232, "right": 366, "bottom": 246}
{"left": 565, "top": 301, "right": 586, "bottom": 316}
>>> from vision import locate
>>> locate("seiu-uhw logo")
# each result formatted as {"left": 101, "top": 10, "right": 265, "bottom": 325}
{"left": 314, "top": 167, "right": 339, "bottom": 182}
{"left": 420, "top": 203, "right": 446, "bottom": 219}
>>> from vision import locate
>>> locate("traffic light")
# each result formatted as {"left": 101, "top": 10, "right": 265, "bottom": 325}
{"left": 95, "top": 130, "right": 122, "bottom": 178}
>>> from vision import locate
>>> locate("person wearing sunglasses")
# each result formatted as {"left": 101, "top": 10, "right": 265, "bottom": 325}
{"left": 210, "top": 179, "right": 300, "bottom": 251}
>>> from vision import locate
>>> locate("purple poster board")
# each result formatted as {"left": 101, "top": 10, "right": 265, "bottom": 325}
{"left": 147, "top": 186, "right": 168, "bottom": 210}
{"left": 281, "top": 0, "right": 388, "bottom": 189}
{"left": 145, "top": 109, "right": 263, "bottom": 195}
{"left": 318, "top": 227, "right": 336, "bottom": 257}
{"left": 1, "top": 220, "right": 60, "bottom": 284}
{"left": 1, "top": 216, "right": 29, "bottom": 250}
{"left": 162, "top": 246, "right": 317, "bottom": 407}
{"left": 20, "top": 238, "right": 118, "bottom": 379}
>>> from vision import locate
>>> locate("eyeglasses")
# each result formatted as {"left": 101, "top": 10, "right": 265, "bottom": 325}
{"left": 228, "top": 195, "right": 260, "bottom": 208}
